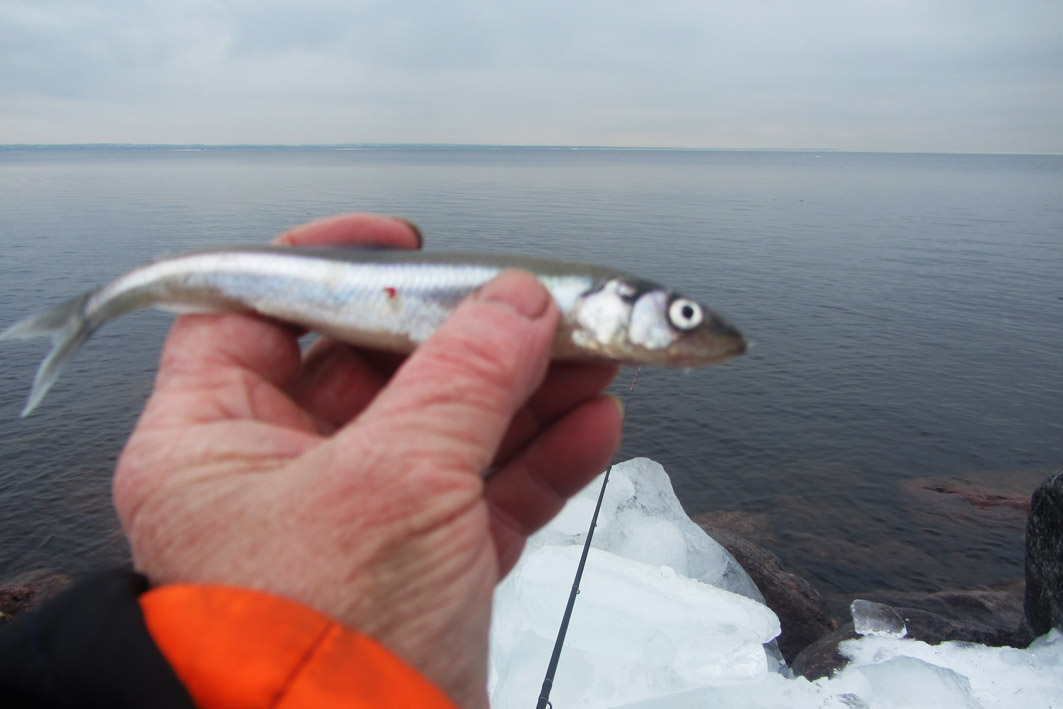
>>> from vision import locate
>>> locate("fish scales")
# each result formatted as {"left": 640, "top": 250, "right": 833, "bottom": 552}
{"left": 1, "top": 246, "right": 745, "bottom": 416}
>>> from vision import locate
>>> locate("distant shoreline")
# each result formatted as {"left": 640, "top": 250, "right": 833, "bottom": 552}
{"left": 2, "top": 144, "right": 1059, "bottom": 157}
{"left": 0, "top": 143, "right": 840, "bottom": 152}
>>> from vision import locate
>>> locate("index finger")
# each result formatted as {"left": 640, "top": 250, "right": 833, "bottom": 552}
{"left": 275, "top": 214, "right": 423, "bottom": 249}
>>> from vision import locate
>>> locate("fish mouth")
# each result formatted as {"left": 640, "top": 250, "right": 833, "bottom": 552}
{"left": 713, "top": 324, "right": 748, "bottom": 362}
{"left": 666, "top": 321, "right": 747, "bottom": 367}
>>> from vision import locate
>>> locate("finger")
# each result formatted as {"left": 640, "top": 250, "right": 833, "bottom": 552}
{"left": 287, "top": 339, "right": 389, "bottom": 433}
{"left": 493, "top": 361, "right": 619, "bottom": 465}
{"left": 347, "top": 270, "right": 558, "bottom": 475}
{"left": 148, "top": 313, "right": 315, "bottom": 429}
{"left": 275, "top": 213, "right": 422, "bottom": 248}
{"left": 486, "top": 395, "right": 624, "bottom": 575}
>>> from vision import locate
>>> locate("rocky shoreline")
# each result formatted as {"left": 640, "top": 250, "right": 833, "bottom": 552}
{"left": 3, "top": 471, "right": 1060, "bottom": 681}
{"left": 696, "top": 469, "right": 1062, "bottom": 678}
{"left": 0, "top": 568, "right": 73, "bottom": 623}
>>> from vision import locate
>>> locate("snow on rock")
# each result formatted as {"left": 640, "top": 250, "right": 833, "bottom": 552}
{"left": 833, "top": 630, "right": 1063, "bottom": 709}
{"left": 489, "top": 458, "right": 1063, "bottom": 708}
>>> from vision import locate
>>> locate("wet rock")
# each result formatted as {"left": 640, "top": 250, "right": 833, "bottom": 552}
{"left": 789, "top": 624, "right": 860, "bottom": 680}
{"left": 903, "top": 476, "right": 1032, "bottom": 512}
{"left": 698, "top": 524, "right": 839, "bottom": 663}
{"left": 1025, "top": 470, "right": 1063, "bottom": 636}
{"left": 690, "top": 509, "right": 776, "bottom": 547}
{"left": 887, "top": 606, "right": 1026, "bottom": 647}
{"left": 837, "top": 582, "right": 1029, "bottom": 646}
{"left": 0, "top": 570, "right": 73, "bottom": 624}
{"left": 900, "top": 474, "right": 1034, "bottom": 549}
{"left": 791, "top": 604, "right": 1028, "bottom": 680}
{"left": 782, "top": 530, "right": 941, "bottom": 581}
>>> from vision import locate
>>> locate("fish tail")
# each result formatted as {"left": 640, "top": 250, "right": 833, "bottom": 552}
{"left": 0, "top": 293, "right": 96, "bottom": 417}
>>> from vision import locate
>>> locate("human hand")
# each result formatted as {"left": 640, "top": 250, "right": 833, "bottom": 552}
{"left": 112, "top": 214, "right": 623, "bottom": 708}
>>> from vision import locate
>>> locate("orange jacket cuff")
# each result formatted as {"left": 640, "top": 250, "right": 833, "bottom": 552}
{"left": 139, "top": 584, "right": 456, "bottom": 709}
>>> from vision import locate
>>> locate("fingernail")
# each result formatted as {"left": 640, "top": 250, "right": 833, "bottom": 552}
{"left": 606, "top": 394, "right": 625, "bottom": 418}
{"left": 391, "top": 217, "right": 423, "bottom": 248}
{"left": 476, "top": 271, "right": 550, "bottom": 319}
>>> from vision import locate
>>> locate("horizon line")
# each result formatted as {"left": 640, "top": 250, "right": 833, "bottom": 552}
{"left": 0, "top": 143, "right": 1059, "bottom": 157}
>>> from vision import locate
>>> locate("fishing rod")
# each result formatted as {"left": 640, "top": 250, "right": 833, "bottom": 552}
{"left": 535, "top": 366, "right": 641, "bottom": 709}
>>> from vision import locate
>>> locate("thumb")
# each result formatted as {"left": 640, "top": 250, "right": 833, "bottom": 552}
{"left": 344, "top": 270, "right": 559, "bottom": 473}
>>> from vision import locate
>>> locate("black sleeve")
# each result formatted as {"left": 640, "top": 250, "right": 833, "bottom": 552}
{"left": 0, "top": 569, "right": 194, "bottom": 708}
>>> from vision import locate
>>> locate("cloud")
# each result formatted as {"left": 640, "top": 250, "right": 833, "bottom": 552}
{"left": 0, "top": 0, "right": 1060, "bottom": 151}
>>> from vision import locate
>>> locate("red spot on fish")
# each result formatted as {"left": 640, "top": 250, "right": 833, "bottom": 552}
{"left": 383, "top": 287, "right": 397, "bottom": 299}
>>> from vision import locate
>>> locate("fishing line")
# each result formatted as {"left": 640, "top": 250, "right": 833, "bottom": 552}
{"left": 535, "top": 365, "right": 642, "bottom": 709}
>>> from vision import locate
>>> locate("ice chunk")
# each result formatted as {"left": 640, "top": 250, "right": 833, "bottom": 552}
{"left": 846, "top": 656, "right": 980, "bottom": 708}
{"left": 605, "top": 459, "right": 763, "bottom": 601}
{"left": 851, "top": 599, "right": 907, "bottom": 638}
{"left": 490, "top": 543, "right": 780, "bottom": 706}
{"left": 505, "top": 459, "right": 763, "bottom": 602}
{"left": 489, "top": 457, "right": 1063, "bottom": 708}
{"left": 615, "top": 519, "right": 689, "bottom": 574}
{"left": 612, "top": 673, "right": 822, "bottom": 708}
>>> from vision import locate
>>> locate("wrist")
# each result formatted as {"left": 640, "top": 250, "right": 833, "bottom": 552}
{"left": 141, "top": 582, "right": 458, "bottom": 708}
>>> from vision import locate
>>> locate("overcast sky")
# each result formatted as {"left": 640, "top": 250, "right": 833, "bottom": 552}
{"left": 2, "top": 1, "right": 1060, "bottom": 152}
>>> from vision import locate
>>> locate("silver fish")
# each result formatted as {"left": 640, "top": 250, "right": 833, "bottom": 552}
{"left": 1, "top": 246, "right": 745, "bottom": 416}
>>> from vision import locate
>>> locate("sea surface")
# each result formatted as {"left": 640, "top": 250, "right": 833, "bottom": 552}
{"left": 0, "top": 146, "right": 1059, "bottom": 606}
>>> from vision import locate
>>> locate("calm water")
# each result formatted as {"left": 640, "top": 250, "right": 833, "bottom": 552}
{"left": 0, "top": 147, "right": 1059, "bottom": 604}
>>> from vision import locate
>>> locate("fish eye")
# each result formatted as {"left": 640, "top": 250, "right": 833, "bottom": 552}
{"left": 668, "top": 298, "right": 704, "bottom": 331}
